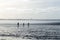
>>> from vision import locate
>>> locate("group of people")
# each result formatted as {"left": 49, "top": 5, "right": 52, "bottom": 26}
{"left": 17, "top": 22, "right": 29, "bottom": 27}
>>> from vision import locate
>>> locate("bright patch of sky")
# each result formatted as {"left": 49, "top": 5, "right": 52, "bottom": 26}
{"left": 0, "top": 0, "right": 60, "bottom": 19}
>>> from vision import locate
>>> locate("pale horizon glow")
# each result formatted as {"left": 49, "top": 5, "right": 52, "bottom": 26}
{"left": 0, "top": 0, "right": 60, "bottom": 19}
{"left": 23, "top": 0, "right": 29, "bottom": 2}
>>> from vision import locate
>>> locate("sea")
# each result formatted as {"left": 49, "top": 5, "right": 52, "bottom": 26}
{"left": 0, "top": 19, "right": 60, "bottom": 40}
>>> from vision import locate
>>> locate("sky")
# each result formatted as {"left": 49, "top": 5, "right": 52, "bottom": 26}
{"left": 0, "top": 0, "right": 60, "bottom": 19}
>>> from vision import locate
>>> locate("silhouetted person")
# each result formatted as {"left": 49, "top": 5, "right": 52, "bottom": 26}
{"left": 27, "top": 23, "right": 29, "bottom": 28}
{"left": 17, "top": 22, "right": 19, "bottom": 27}
{"left": 23, "top": 23, "right": 24, "bottom": 27}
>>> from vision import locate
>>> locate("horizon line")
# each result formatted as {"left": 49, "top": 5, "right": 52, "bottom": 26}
{"left": 0, "top": 19, "right": 60, "bottom": 21}
{"left": 0, "top": 19, "right": 60, "bottom": 20}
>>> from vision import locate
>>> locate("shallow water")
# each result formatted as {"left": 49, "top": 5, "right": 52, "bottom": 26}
{"left": 0, "top": 20, "right": 60, "bottom": 40}
{"left": 0, "top": 24, "right": 60, "bottom": 40}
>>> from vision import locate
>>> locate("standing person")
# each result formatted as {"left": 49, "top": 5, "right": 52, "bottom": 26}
{"left": 17, "top": 22, "right": 19, "bottom": 28}
{"left": 23, "top": 23, "right": 24, "bottom": 27}
{"left": 27, "top": 23, "right": 29, "bottom": 28}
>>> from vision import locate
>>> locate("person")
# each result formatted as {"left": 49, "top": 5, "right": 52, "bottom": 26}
{"left": 17, "top": 22, "right": 19, "bottom": 27}
{"left": 23, "top": 23, "right": 24, "bottom": 27}
{"left": 27, "top": 23, "right": 29, "bottom": 28}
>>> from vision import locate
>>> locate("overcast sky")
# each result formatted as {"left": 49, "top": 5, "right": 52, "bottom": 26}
{"left": 0, "top": 0, "right": 60, "bottom": 19}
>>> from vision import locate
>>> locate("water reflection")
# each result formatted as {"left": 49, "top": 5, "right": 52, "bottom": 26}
{"left": 0, "top": 24, "right": 60, "bottom": 40}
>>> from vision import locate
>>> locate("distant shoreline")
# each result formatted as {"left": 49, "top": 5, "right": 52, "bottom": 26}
{"left": 0, "top": 19, "right": 60, "bottom": 21}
